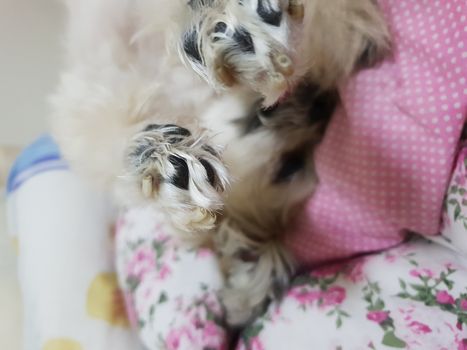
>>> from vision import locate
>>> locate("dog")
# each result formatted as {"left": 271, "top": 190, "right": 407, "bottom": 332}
{"left": 51, "top": 0, "right": 389, "bottom": 326}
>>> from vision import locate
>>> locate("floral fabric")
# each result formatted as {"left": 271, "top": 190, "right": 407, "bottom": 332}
{"left": 238, "top": 239, "right": 467, "bottom": 350}
{"left": 115, "top": 207, "right": 227, "bottom": 350}
{"left": 117, "top": 209, "right": 467, "bottom": 350}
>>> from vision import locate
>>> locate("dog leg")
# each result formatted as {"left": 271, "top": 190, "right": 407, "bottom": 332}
{"left": 215, "top": 217, "right": 294, "bottom": 326}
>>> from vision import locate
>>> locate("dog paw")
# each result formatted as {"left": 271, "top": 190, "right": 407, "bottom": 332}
{"left": 121, "top": 124, "right": 229, "bottom": 234}
{"left": 215, "top": 218, "right": 294, "bottom": 326}
{"left": 180, "top": 0, "right": 304, "bottom": 105}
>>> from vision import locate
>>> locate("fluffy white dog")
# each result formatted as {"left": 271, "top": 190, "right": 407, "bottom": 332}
{"left": 51, "top": 0, "right": 389, "bottom": 325}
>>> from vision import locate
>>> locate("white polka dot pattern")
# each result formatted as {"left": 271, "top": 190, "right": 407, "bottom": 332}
{"left": 285, "top": 0, "right": 467, "bottom": 266}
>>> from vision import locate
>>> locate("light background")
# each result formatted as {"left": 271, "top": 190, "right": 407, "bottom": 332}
{"left": 0, "top": 0, "right": 63, "bottom": 146}
{"left": 0, "top": 0, "right": 64, "bottom": 349}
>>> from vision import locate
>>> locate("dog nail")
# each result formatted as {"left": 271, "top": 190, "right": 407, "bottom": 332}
{"left": 288, "top": 0, "right": 304, "bottom": 20}
{"left": 142, "top": 174, "right": 154, "bottom": 198}
{"left": 215, "top": 63, "right": 237, "bottom": 87}
{"left": 193, "top": 207, "right": 217, "bottom": 224}
{"left": 272, "top": 54, "right": 294, "bottom": 76}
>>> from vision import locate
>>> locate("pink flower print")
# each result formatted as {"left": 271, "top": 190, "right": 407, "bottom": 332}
{"left": 460, "top": 299, "right": 467, "bottom": 311}
{"left": 185, "top": 305, "right": 207, "bottom": 328}
{"left": 165, "top": 321, "right": 227, "bottom": 350}
{"left": 445, "top": 262, "right": 452, "bottom": 269}
{"left": 157, "top": 264, "right": 171, "bottom": 280}
{"left": 202, "top": 321, "right": 227, "bottom": 350}
{"left": 287, "top": 287, "right": 321, "bottom": 306}
{"left": 237, "top": 337, "right": 265, "bottom": 350}
{"left": 320, "top": 286, "right": 346, "bottom": 307}
{"left": 249, "top": 337, "right": 266, "bottom": 350}
{"left": 408, "top": 321, "right": 432, "bottom": 335}
{"left": 423, "top": 269, "right": 434, "bottom": 277}
{"left": 165, "top": 327, "right": 191, "bottom": 350}
{"left": 409, "top": 268, "right": 434, "bottom": 278}
{"left": 454, "top": 174, "right": 466, "bottom": 187}
{"left": 366, "top": 311, "right": 389, "bottom": 324}
{"left": 126, "top": 246, "right": 156, "bottom": 280}
{"left": 346, "top": 259, "right": 366, "bottom": 283}
{"left": 458, "top": 339, "right": 467, "bottom": 350}
{"left": 436, "top": 290, "right": 455, "bottom": 305}
{"left": 384, "top": 253, "right": 397, "bottom": 263}
{"left": 154, "top": 231, "right": 170, "bottom": 242}
{"left": 203, "top": 293, "right": 223, "bottom": 316}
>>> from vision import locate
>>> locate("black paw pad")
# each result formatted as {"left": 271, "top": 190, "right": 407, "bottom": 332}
{"left": 257, "top": 0, "right": 282, "bottom": 27}
{"left": 200, "top": 159, "right": 217, "bottom": 187}
{"left": 233, "top": 28, "right": 255, "bottom": 53}
{"left": 168, "top": 155, "right": 190, "bottom": 190}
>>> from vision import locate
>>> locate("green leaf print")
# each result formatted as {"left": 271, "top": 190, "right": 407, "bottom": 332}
{"left": 158, "top": 291, "right": 168, "bottom": 304}
{"left": 242, "top": 323, "right": 264, "bottom": 343}
{"left": 126, "top": 275, "right": 140, "bottom": 292}
{"left": 454, "top": 203, "right": 461, "bottom": 220}
{"left": 382, "top": 331, "right": 406, "bottom": 348}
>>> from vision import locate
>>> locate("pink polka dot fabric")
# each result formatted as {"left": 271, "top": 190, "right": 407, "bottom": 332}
{"left": 285, "top": 0, "right": 467, "bottom": 267}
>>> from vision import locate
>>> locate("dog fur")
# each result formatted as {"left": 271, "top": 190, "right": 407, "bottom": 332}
{"left": 51, "top": 0, "right": 389, "bottom": 326}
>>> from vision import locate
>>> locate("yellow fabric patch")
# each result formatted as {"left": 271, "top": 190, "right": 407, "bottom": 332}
{"left": 86, "top": 272, "right": 130, "bottom": 327}
{"left": 43, "top": 338, "right": 82, "bottom": 350}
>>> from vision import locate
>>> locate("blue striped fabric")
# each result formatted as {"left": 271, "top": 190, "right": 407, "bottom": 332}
{"left": 6, "top": 135, "right": 68, "bottom": 194}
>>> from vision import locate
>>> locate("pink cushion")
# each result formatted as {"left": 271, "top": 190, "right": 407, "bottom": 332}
{"left": 286, "top": 0, "right": 467, "bottom": 266}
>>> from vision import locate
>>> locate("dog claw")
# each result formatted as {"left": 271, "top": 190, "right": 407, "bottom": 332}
{"left": 272, "top": 54, "right": 294, "bottom": 76}
{"left": 142, "top": 174, "right": 154, "bottom": 198}
{"left": 288, "top": 0, "right": 304, "bottom": 20}
{"left": 193, "top": 207, "right": 217, "bottom": 224}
